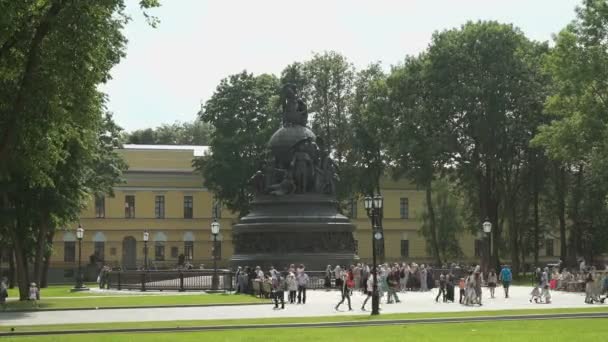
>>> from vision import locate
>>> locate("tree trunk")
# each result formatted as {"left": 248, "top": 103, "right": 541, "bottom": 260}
{"left": 8, "top": 247, "right": 15, "bottom": 288}
{"left": 533, "top": 179, "right": 540, "bottom": 267}
{"left": 9, "top": 228, "right": 30, "bottom": 300}
{"left": 424, "top": 181, "right": 442, "bottom": 265}
{"left": 569, "top": 165, "right": 584, "bottom": 265}
{"left": 508, "top": 203, "right": 520, "bottom": 275}
{"left": 41, "top": 230, "right": 55, "bottom": 288}
{"left": 33, "top": 212, "right": 50, "bottom": 287}
{"left": 555, "top": 165, "right": 567, "bottom": 265}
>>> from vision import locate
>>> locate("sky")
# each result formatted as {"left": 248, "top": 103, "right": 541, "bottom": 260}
{"left": 102, "top": 0, "right": 582, "bottom": 132}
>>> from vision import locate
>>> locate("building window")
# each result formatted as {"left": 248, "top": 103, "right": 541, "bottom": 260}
{"left": 474, "top": 239, "right": 482, "bottom": 257}
{"left": 348, "top": 198, "right": 357, "bottom": 219}
{"left": 155, "top": 242, "right": 165, "bottom": 261}
{"left": 184, "top": 196, "right": 193, "bottom": 219}
{"left": 155, "top": 195, "right": 165, "bottom": 219}
{"left": 400, "top": 240, "right": 409, "bottom": 257}
{"left": 94, "top": 242, "right": 105, "bottom": 262}
{"left": 95, "top": 195, "right": 105, "bottom": 218}
{"left": 110, "top": 247, "right": 116, "bottom": 256}
{"left": 213, "top": 200, "right": 221, "bottom": 219}
{"left": 125, "top": 195, "right": 135, "bottom": 218}
{"left": 185, "top": 241, "right": 194, "bottom": 261}
{"left": 64, "top": 242, "right": 75, "bottom": 262}
{"left": 213, "top": 241, "right": 221, "bottom": 260}
{"left": 546, "top": 239, "right": 554, "bottom": 257}
{"left": 171, "top": 247, "right": 179, "bottom": 258}
{"left": 400, "top": 198, "right": 409, "bottom": 219}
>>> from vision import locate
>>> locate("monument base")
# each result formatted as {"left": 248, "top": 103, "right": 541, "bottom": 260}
{"left": 231, "top": 194, "right": 358, "bottom": 270}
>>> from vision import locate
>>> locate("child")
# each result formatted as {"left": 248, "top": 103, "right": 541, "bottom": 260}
{"left": 530, "top": 285, "right": 542, "bottom": 303}
{"left": 272, "top": 274, "right": 287, "bottom": 310}
{"left": 458, "top": 278, "right": 465, "bottom": 304}
{"left": 29, "top": 282, "right": 39, "bottom": 308}
{"left": 0, "top": 277, "right": 8, "bottom": 310}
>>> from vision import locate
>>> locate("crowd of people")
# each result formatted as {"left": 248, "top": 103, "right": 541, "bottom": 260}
{"left": 235, "top": 260, "right": 608, "bottom": 311}
{"left": 234, "top": 262, "right": 523, "bottom": 311}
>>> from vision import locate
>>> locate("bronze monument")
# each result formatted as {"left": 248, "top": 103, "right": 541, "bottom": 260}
{"left": 231, "top": 84, "right": 357, "bottom": 268}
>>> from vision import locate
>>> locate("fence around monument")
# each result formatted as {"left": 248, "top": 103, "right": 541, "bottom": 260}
{"left": 106, "top": 268, "right": 468, "bottom": 292}
{"left": 106, "top": 270, "right": 235, "bottom": 292}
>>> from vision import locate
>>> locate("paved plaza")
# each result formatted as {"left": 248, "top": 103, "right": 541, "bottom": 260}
{"left": 0, "top": 286, "right": 600, "bottom": 326}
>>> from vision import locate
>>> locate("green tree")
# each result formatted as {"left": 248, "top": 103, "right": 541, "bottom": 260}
{"left": 533, "top": 0, "right": 608, "bottom": 263}
{"left": 420, "top": 179, "right": 465, "bottom": 262}
{"left": 348, "top": 63, "right": 393, "bottom": 260}
{"left": 387, "top": 55, "right": 451, "bottom": 265}
{"left": 194, "top": 71, "right": 280, "bottom": 216}
{"left": 303, "top": 52, "right": 355, "bottom": 170}
{"left": 125, "top": 120, "right": 213, "bottom": 145}
{"left": 423, "top": 21, "right": 550, "bottom": 271}
{"left": 0, "top": 0, "right": 158, "bottom": 299}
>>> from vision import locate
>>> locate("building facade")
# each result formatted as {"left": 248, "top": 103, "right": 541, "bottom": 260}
{"left": 43, "top": 145, "right": 561, "bottom": 281}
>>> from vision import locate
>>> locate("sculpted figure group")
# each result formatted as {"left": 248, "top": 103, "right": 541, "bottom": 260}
{"left": 249, "top": 84, "right": 339, "bottom": 196}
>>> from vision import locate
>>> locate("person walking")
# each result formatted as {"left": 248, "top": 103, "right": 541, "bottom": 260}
{"left": 333, "top": 265, "right": 342, "bottom": 289}
{"left": 287, "top": 272, "right": 297, "bottom": 304}
{"left": 272, "top": 273, "right": 287, "bottom": 309}
{"left": 361, "top": 264, "right": 370, "bottom": 294}
{"left": 386, "top": 267, "right": 401, "bottom": 304}
{"left": 335, "top": 271, "right": 352, "bottom": 311}
{"left": 499, "top": 265, "right": 513, "bottom": 298}
{"left": 400, "top": 263, "right": 410, "bottom": 292}
{"left": 361, "top": 275, "right": 374, "bottom": 311}
{"left": 541, "top": 267, "right": 551, "bottom": 304}
{"left": 324, "top": 265, "right": 332, "bottom": 290}
{"left": 436, "top": 273, "right": 446, "bottom": 303}
{"left": 353, "top": 263, "right": 362, "bottom": 291}
{"left": 474, "top": 269, "right": 483, "bottom": 306}
{"left": 420, "top": 265, "right": 428, "bottom": 292}
{"left": 296, "top": 267, "right": 309, "bottom": 304}
{"left": 458, "top": 277, "right": 466, "bottom": 304}
{"left": 446, "top": 272, "right": 455, "bottom": 303}
{"left": 487, "top": 271, "right": 497, "bottom": 299}
{"left": 0, "top": 277, "right": 8, "bottom": 310}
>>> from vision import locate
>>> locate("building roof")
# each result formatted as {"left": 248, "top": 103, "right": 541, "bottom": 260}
{"left": 122, "top": 144, "right": 210, "bottom": 157}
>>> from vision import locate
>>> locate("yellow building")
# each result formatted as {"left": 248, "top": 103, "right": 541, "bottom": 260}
{"left": 46, "top": 144, "right": 560, "bottom": 281}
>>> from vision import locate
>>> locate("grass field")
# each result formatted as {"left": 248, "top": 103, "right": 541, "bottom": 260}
{"left": 3, "top": 284, "right": 265, "bottom": 310}
{"left": 3, "top": 318, "right": 606, "bottom": 341}
{"left": 2, "top": 307, "right": 606, "bottom": 333}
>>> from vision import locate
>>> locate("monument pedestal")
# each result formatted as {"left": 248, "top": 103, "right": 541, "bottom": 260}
{"left": 231, "top": 194, "right": 358, "bottom": 269}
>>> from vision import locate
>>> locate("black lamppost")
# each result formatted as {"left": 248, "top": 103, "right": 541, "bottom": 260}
{"left": 483, "top": 218, "right": 492, "bottom": 273}
{"left": 143, "top": 230, "right": 149, "bottom": 270}
{"left": 73, "top": 224, "right": 87, "bottom": 291}
{"left": 211, "top": 219, "right": 220, "bottom": 290}
{"left": 364, "top": 194, "right": 383, "bottom": 316}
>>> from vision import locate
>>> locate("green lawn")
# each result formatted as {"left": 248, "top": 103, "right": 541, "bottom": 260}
{"left": 3, "top": 307, "right": 607, "bottom": 333}
{"left": 3, "top": 292, "right": 266, "bottom": 311}
{"left": 6, "top": 284, "right": 103, "bottom": 298}
{"left": 3, "top": 318, "right": 606, "bottom": 341}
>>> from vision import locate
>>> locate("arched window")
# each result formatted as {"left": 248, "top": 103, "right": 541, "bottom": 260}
{"left": 184, "top": 232, "right": 195, "bottom": 261}
{"left": 92, "top": 232, "right": 106, "bottom": 261}
{"left": 63, "top": 232, "right": 76, "bottom": 262}
{"left": 154, "top": 232, "right": 167, "bottom": 261}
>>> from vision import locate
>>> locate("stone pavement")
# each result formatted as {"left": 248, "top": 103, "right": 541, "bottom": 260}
{"left": 0, "top": 286, "right": 599, "bottom": 326}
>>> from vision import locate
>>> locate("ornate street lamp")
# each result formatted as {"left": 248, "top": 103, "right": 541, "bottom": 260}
{"left": 211, "top": 219, "right": 220, "bottom": 290}
{"left": 143, "top": 230, "right": 149, "bottom": 270}
{"left": 364, "top": 194, "right": 383, "bottom": 316}
{"left": 72, "top": 224, "right": 88, "bottom": 291}
{"left": 483, "top": 218, "right": 492, "bottom": 273}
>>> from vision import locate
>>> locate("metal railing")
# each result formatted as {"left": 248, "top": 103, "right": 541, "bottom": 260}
{"left": 106, "top": 268, "right": 470, "bottom": 292}
{"left": 107, "top": 270, "right": 234, "bottom": 292}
